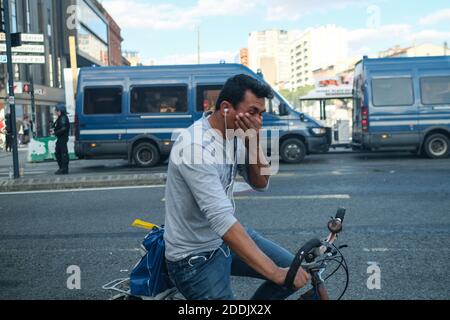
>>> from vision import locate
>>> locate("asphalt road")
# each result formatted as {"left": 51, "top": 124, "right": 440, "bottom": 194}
{"left": 0, "top": 152, "right": 449, "bottom": 300}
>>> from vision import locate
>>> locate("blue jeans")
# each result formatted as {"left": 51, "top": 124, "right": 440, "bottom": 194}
{"left": 166, "top": 227, "right": 297, "bottom": 300}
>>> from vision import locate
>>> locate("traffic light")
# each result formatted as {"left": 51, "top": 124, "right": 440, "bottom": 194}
{"left": 23, "top": 82, "right": 34, "bottom": 94}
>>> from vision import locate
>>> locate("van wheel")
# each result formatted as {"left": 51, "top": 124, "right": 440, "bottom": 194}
{"left": 133, "top": 143, "right": 160, "bottom": 167}
{"left": 423, "top": 134, "right": 450, "bottom": 159}
{"left": 280, "top": 138, "right": 306, "bottom": 163}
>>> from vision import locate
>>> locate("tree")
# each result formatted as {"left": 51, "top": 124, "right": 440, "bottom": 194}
{"left": 279, "top": 85, "right": 315, "bottom": 109}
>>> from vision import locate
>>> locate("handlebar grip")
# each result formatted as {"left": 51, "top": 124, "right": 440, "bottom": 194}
{"left": 335, "top": 208, "right": 346, "bottom": 222}
{"left": 284, "top": 238, "right": 322, "bottom": 290}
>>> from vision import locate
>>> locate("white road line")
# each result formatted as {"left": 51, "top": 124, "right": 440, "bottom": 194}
{"left": 0, "top": 184, "right": 166, "bottom": 195}
{"left": 0, "top": 248, "right": 141, "bottom": 253}
{"left": 363, "top": 247, "right": 450, "bottom": 252}
{"left": 234, "top": 194, "right": 351, "bottom": 200}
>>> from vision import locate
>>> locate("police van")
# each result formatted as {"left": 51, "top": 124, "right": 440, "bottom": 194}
{"left": 74, "top": 64, "right": 331, "bottom": 167}
{"left": 352, "top": 56, "right": 450, "bottom": 158}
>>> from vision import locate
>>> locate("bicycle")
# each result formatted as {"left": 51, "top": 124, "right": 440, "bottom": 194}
{"left": 103, "top": 208, "right": 349, "bottom": 300}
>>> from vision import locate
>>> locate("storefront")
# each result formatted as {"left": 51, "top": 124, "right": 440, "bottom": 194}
{"left": 9, "top": 84, "right": 65, "bottom": 138}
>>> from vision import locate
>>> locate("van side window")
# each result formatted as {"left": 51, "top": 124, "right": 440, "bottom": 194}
{"left": 196, "top": 85, "right": 223, "bottom": 112}
{"left": 372, "top": 78, "right": 414, "bottom": 107}
{"left": 420, "top": 76, "right": 450, "bottom": 105}
{"left": 131, "top": 86, "right": 188, "bottom": 114}
{"left": 265, "top": 95, "right": 281, "bottom": 116}
{"left": 84, "top": 87, "right": 122, "bottom": 115}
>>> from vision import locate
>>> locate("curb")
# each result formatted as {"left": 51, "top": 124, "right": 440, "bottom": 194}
{"left": 0, "top": 173, "right": 167, "bottom": 192}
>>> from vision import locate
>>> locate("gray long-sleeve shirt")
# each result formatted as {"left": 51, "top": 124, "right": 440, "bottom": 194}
{"left": 164, "top": 113, "right": 268, "bottom": 262}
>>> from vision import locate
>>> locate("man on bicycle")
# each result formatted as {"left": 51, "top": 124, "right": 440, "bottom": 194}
{"left": 164, "top": 74, "right": 310, "bottom": 300}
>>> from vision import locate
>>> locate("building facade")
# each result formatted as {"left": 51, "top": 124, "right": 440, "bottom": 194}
{"left": 0, "top": 0, "right": 126, "bottom": 138}
{"left": 239, "top": 48, "right": 248, "bottom": 67}
{"left": 248, "top": 29, "right": 291, "bottom": 89}
{"left": 378, "top": 43, "right": 449, "bottom": 58}
{"left": 123, "top": 51, "right": 142, "bottom": 67}
{"left": 290, "top": 25, "right": 349, "bottom": 90}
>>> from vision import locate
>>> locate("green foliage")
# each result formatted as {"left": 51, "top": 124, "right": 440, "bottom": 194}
{"left": 279, "top": 85, "right": 315, "bottom": 109}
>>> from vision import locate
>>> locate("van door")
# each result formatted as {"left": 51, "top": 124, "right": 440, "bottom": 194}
{"left": 369, "top": 76, "right": 420, "bottom": 148}
{"left": 352, "top": 70, "right": 364, "bottom": 145}
{"left": 418, "top": 75, "right": 450, "bottom": 134}
{"left": 264, "top": 94, "right": 290, "bottom": 130}
{"left": 79, "top": 84, "right": 127, "bottom": 157}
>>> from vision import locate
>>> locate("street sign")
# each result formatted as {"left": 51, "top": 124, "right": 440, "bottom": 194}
{"left": 0, "top": 54, "right": 45, "bottom": 64}
{"left": 0, "top": 32, "right": 44, "bottom": 43}
{"left": 0, "top": 43, "right": 45, "bottom": 53}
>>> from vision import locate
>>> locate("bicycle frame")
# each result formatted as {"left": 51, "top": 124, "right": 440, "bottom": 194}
{"left": 104, "top": 209, "right": 348, "bottom": 300}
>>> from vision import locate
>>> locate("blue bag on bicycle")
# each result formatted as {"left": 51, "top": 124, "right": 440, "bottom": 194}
{"left": 129, "top": 226, "right": 174, "bottom": 297}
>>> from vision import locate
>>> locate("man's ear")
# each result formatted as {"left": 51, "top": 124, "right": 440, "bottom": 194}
{"left": 219, "top": 101, "right": 232, "bottom": 117}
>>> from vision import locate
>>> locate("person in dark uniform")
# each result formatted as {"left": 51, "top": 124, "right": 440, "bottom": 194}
{"left": 51, "top": 104, "right": 70, "bottom": 175}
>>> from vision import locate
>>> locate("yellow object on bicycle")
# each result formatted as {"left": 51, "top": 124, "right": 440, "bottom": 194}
{"left": 131, "top": 219, "right": 160, "bottom": 230}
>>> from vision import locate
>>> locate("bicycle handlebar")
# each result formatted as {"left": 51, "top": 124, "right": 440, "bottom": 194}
{"left": 284, "top": 238, "right": 322, "bottom": 289}
{"left": 284, "top": 208, "right": 346, "bottom": 290}
{"left": 335, "top": 208, "right": 346, "bottom": 222}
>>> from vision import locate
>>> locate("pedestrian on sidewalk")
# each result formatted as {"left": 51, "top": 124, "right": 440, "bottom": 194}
{"left": 51, "top": 104, "right": 70, "bottom": 175}
{"left": 22, "top": 115, "right": 32, "bottom": 144}
{"left": 4, "top": 113, "right": 13, "bottom": 152}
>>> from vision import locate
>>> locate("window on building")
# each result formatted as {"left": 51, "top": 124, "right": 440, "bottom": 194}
{"left": 48, "top": 54, "right": 54, "bottom": 87}
{"left": 10, "top": 0, "right": 17, "bottom": 33}
{"left": 196, "top": 85, "right": 223, "bottom": 112}
{"left": 420, "top": 76, "right": 450, "bottom": 105}
{"left": 130, "top": 86, "right": 188, "bottom": 114}
{"left": 57, "top": 57, "right": 62, "bottom": 89}
{"left": 25, "top": 0, "right": 31, "bottom": 32}
{"left": 372, "top": 78, "right": 414, "bottom": 107}
{"left": 84, "top": 87, "right": 123, "bottom": 115}
{"left": 13, "top": 64, "right": 20, "bottom": 81}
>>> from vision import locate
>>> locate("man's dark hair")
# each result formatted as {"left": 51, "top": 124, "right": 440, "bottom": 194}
{"left": 215, "top": 74, "right": 273, "bottom": 111}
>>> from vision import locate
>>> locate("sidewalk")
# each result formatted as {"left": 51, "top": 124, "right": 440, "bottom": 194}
{"left": 0, "top": 148, "right": 167, "bottom": 192}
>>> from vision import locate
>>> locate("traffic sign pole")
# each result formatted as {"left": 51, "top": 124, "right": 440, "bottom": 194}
{"left": 3, "top": 0, "right": 20, "bottom": 179}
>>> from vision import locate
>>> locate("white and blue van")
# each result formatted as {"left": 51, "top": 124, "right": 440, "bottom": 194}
{"left": 74, "top": 64, "right": 331, "bottom": 167}
{"left": 352, "top": 56, "right": 450, "bottom": 158}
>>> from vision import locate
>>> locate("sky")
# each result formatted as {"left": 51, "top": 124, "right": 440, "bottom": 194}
{"left": 99, "top": 0, "right": 450, "bottom": 65}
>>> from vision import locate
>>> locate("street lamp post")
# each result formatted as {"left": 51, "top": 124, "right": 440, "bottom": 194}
{"left": 3, "top": 0, "right": 20, "bottom": 179}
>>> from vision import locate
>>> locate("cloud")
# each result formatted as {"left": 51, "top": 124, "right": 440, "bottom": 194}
{"left": 154, "top": 50, "right": 238, "bottom": 65}
{"left": 102, "top": 0, "right": 260, "bottom": 30}
{"left": 345, "top": 24, "right": 449, "bottom": 57}
{"left": 407, "top": 29, "right": 450, "bottom": 43}
{"left": 265, "top": 0, "right": 363, "bottom": 21}
{"left": 419, "top": 8, "right": 450, "bottom": 25}
{"left": 347, "top": 24, "right": 412, "bottom": 44}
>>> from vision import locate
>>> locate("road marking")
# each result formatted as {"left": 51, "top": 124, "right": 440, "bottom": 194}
{"left": 160, "top": 193, "right": 350, "bottom": 202}
{"left": 0, "top": 185, "right": 166, "bottom": 196}
{"left": 0, "top": 171, "right": 47, "bottom": 176}
{"left": 0, "top": 248, "right": 141, "bottom": 253}
{"left": 363, "top": 247, "right": 450, "bottom": 252}
{"left": 234, "top": 194, "right": 351, "bottom": 200}
{"left": 363, "top": 248, "right": 389, "bottom": 252}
